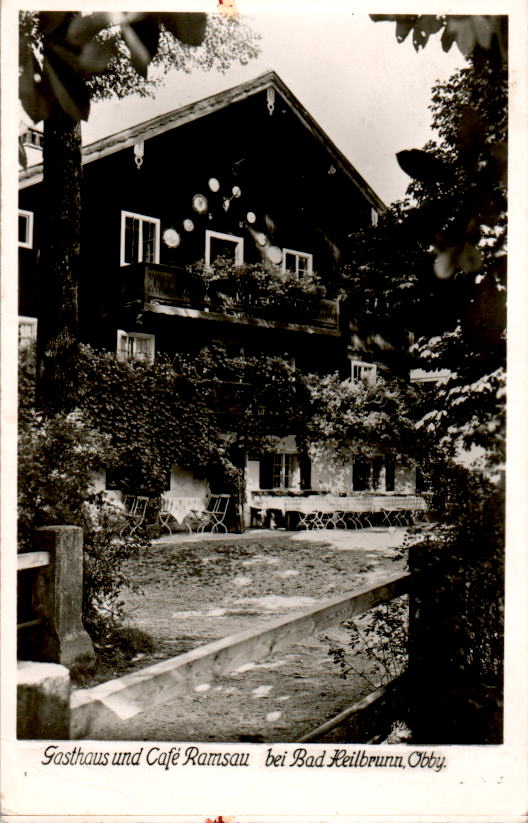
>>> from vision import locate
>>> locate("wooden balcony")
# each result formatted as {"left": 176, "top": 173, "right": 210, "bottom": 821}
{"left": 120, "top": 263, "right": 340, "bottom": 335}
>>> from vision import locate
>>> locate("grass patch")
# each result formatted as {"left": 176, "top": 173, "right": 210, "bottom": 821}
{"left": 71, "top": 624, "right": 156, "bottom": 687}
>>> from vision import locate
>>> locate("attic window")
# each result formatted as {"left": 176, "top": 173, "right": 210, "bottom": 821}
{"left": 282, "top": 248, "right": 313, "bottom": 277}
{"left": 18, "top": 210, "right": 33, "bottom": 248}
{"left": 205, "top": 230, "right": 244, "bottom": 267}
{"left": 120, "top": 211, "right": 160, "bottom": 266}
{"left": 351, "top": 360, "right": 377, "bottom": 385}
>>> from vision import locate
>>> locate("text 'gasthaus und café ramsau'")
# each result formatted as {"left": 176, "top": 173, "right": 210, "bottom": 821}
{"left": 41, "top": 745, "right": 447, "bottom": 772}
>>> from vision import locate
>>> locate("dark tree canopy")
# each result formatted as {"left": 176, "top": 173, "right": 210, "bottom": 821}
{"left": 19, "top": 11, "right": 260, "bottom": 126}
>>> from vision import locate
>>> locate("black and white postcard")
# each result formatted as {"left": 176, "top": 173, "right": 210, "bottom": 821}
{"left": 2, "top": 1, "right": 527, "bottom": 821}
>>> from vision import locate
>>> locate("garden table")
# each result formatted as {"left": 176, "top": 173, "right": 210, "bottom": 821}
{"left": 158, "top": 496, "right": 204, "bottom": 534}
{"left": 249, "top": 492, "right": 427, "bottom": 531}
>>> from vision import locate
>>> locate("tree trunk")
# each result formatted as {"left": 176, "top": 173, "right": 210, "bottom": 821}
{"left": 36, "top": 108, "right": 82, "bottom": 413}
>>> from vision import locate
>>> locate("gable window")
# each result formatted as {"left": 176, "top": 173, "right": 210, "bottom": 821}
{"left": 350, "top": 360, "right": 377, "bottom": 385}
{"left": 120, "top": 211, "right": 160, "bottom": 266}
{"left": 117, "top": 330, "right": 155, "bottom": 362}
{"left": 282, "top": 248, "right": 313, "bottom": 277}
{"left": 205, "top": 230, "right": 244, "bottom": 267}
{"left": 18, "top": 316, "right": 37, "bottom": 348}
{"left": 18, "top": 210, "right": 33, "bottom": 249}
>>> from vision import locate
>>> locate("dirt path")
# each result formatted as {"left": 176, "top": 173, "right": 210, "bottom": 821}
{"left": 86, "top": 528, "right": 410, "bottom": 742}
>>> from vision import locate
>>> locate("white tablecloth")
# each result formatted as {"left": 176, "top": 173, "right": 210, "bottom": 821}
{"left": 162, "top": 497, "right": 204, "bottom": 524}
{"left": 251, "top": 493, "right": 427, "bottom": 514}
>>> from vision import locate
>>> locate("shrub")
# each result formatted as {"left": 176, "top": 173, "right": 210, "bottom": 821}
{"left": 324, "top": 596, "right": 408, "bottom": 691}
{"left": 17, "top": 405, "right": 147, "bottom": 639}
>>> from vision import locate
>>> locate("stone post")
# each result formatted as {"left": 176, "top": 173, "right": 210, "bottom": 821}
{"left": 32, "top": 526, "right": 95, "bottom": 667}
{"left": 17, "top": 661, "right": 70, "bottom": 739}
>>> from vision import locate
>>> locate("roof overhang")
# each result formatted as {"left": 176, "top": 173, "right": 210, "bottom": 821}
{"left": 19, "top": 70, "right": 385, "bottom": 212}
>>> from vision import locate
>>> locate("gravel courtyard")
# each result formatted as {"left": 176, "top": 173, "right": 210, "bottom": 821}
{"left": 87, "top": 527, "right": 410, "bottom": 742}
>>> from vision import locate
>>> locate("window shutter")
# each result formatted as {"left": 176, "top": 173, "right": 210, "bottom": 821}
{"left": 385, "top": 458, "right": 396, "bottom": 492}
{"left": 299, "top": 453, "right": 312, "bottom": 490}
{"left": 352, "top": 460, "right": 370, "bottom": 491}
{"left": 259, "top": 455, "right": 274, "bottom": 490}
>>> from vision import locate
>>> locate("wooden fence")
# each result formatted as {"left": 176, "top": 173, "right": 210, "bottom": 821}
{"left": 17, "top": 526, "right": 94, "bottom": 667}
{"left": 17, "top": 526, "right": 503, "bottom": 744}
{"left": 70, "top": 572, "right": 411, "bottom": 739}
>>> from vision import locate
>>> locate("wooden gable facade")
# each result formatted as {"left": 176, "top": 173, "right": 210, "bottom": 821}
{"left": 19, "top": 71, "right": 384, "bottom": 376}
{"left": 18, "top": 72, "right": 422, "bottom": 513}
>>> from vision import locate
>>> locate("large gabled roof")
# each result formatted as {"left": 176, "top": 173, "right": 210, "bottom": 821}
{"left": 19, "top": 70, "right": 386, "bottom": 211}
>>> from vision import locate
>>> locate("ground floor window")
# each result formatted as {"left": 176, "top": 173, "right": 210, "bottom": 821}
{"left": 272, "top": 453, "right": 296, "bottom": 489}
{"left": 352, "top": 456, "right": 395, "bottom": 491}
{"left": 259, "top": 453, "right": 298, "bottom": 490}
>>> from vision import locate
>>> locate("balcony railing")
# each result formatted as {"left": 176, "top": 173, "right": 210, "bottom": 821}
{"left": 121, "top": 263, "right": 340, "bottom": 331}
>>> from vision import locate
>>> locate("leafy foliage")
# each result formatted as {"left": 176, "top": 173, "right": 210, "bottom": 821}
{"left": 371, "top": 15, "right": 506, "bottom": 289}
{"left": 17, "top": 401, "right": 148, "bottom": 637}
{"left": 370, "top": 15, "right": 507, "bottom": 61}
{"left": 188, "top": 256, "right": 327, "bottom": 316}
{"left": 18, "top": 5, "right": 254, "bottom": 131}
{"left": 72, "top": 343, "right": 311, "bottom": 500}
{"left": 304, "top": 370, "right": 421, "bottom": 466}
{"left": 19, "top": 11, "right": 260, "bottom": 130}
{"left": 325, "top": 597, "right": 408, "bottom": 690}
{"left": 74, "top": 346, "right": 213, "bottom": 494}
{"left": 328, "top": 24, "right": 507, "bottom": 736}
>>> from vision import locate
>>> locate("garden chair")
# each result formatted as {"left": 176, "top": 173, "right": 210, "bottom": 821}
{"left": 119, "top": 495, "right": 149, "bottom": 536}
{"left": 186, "top": 494, "right": 231, "bottom": 534}
{"left": 380, "top": 497, "right": 408, "bottom": 527}
{"left": 158, "top": 497, "right": 176, "bottom": 535}
{"left": 406, "top": 495, "right": 429, "bottom": 525}
{"left": 347, "top": 497, "right": 375, "bottom": 529}
{"left": 294, "top": 497, "right": 319, "bottom": 530}
{"left": 311, "top": 496, "right": 338, "bottom": 529}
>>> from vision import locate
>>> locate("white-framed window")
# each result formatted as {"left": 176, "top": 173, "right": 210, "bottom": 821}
{"left": 272, "top": 453, "right": 296, "bottom": 489}
{"left": 120, "top": 211, "right": 160, "bottom": 266}
{"left": 350, "top": 360, "right": 377, "bottom": 385}
{"left": 117, "top": 330, "right": 155, "bottom": 362}
{"left": 205, "top": 230, "right": 244, "bottom": 267}
{"left": 21, "top": 128, "right": 44, "bottom": 149}
{"left": 409, "top": 368, "right": 452, "bottom": 384}
{"left": 18, "top": 210, "right": 33, "bottom": 249}
{"left": 282, "top": 248, "right": 313, "bottom": 277}
{"left": 18, "top": 316, "right": 37, "bottom": 348}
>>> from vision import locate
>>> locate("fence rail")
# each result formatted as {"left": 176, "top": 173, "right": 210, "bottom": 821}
{"left": 70, "top": 571, "right": 411, "bottom": 739}
{"left": 18, "top": 526, "right": 503, "bottom": 744}
{"left": 17, "top": 551, "right": 50, "bottom": 571}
